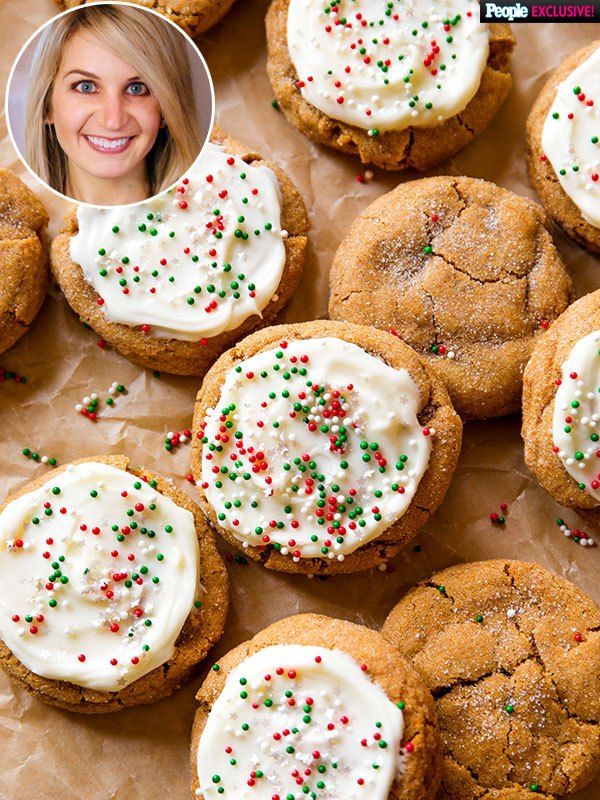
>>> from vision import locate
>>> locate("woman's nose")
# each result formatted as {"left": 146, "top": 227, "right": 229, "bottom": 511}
{"left": 98, "top": 91, "right": 128, "bottom": 131}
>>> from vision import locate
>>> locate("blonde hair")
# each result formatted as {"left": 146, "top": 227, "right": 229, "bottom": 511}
{"left": 24, "top": 4, "right": 202, "bottom": 197}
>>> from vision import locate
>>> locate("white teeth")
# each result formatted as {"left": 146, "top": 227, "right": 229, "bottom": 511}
{"left": 86, "top": 136, "right": 130, "bottom": 150}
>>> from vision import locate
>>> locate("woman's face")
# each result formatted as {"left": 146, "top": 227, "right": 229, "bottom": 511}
{"left": 48, "top": 31, "right": 162, "bottom": 183}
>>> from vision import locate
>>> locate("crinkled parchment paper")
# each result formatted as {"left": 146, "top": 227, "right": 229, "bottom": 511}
{"left": 0, "top": 2, "right": 599, "bottom": 798}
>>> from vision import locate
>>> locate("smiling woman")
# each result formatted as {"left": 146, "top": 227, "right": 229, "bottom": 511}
{"left": 7, "top": 4, "right": 212, "bottom": 206}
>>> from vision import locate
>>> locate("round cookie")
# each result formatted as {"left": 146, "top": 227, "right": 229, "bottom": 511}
{"left": 52, "top": 0, "right": 235, "bottom": 37}
{"left": 382, "top": 559, "right": 600, "bottom": 799}
{"left": 50, "top": 127, "right": 308, "bottom": 376}
{"left": 329, "top": 176, "right": 574, "bottom": 421}
{"left": 0, "top": 455, "right": 229, "bottom": 713}
{"left": 0, "top": 168, "right": 49, "bottom": 356}
{"left": 266, "top": 0, "right": 515, "bottom": 171}
{"left": 522, "top": 289, "right": 600, "bottom": 526}
{"left": 191, "top": 613, "right": 443, "bottom": 800}
{"left": 190, "top": 320, "right": 462, "bottom": 574}
{"left": 526, "top": 40, "right": 600, "bottom": 255}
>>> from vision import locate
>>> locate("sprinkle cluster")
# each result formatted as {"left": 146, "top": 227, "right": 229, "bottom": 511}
{"left": 552, "top": 333, "right": 600, "bottom": 498}
{"left": 544, "top": 81, "right": 598, "bottom": 183}
{"left": 0, "top": 463, "right": 198, "bottom": 691}
{"left": 287, "top": 0, "right": 488, "bottom": 132}
{"left": 165, "top": 428, "right": 192, "bottom": 453}
{"left": 200, "top": 338, "right": 432, "bottom": 561}
{"left": 556, "top": 517, "right": 596, "bottom": 548}
{"left": 197, "top": 645, "right": 405, "bottom": 800}
{"left": 74, "top": 382, "right": 127, "bottom": 422}
{"left": 1, "top": 366, "right": 27, "bottom": 384}
{"left": 21, "top": 449, "right": 57, "bottom": 467}
{"left": 541, "top": 45, "right": 600, "bottom": 227}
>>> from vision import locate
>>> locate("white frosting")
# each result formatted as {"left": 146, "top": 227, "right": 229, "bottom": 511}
{"left": 542, "top": 45, "right": 600, "bottom": 228}
{"left": 553, "top": 330, "right": 600, "bottom": 502}
{"left": 200, "top": 337, "right": 432, "bottom": 560}
{"left": 70, "top": 143, "right": 287, "bottom": 341}
{"left": 0, "top": 462, "right": 199, "bottom": 691}
{"left": 196, "top": 644, "right": 404, "bottom": 800}
{"left": 287, "top": 0, "right": 489, "bottom": 132}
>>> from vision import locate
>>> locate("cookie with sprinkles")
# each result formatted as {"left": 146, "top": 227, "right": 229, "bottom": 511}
{"left": 191, "top": 613, "right": 443, "bottom": 800}
{"left": 52, "top": 0, "right": 236, "bottom": 37}
{"left": 0, "top": 455, "right": 228, "bottom": 713}
{"left": 190, "top": 320, "right": 462, "bottom": 574}
{"left": 0, "top": 168, "right": 49, "bottom": 356}
{"left": 526, "top": 40, "right": 600, "bottom": 255}
{"left": 382, "top": 559, "right": 600, "bottom": 799}
{"left": 266, "top": 1, "right": 514, "bottom": 170}
{"left": 50, "top": 127, "right": 308, "bottom": 375}
{"left": 329, "top": 176, "right": 575, "bottom": 421}
{"left": 522, "top": 289, "right": 600, "bottom": 528}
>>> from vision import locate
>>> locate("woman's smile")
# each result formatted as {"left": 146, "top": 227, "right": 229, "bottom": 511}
{"left": 81, "top": 134, "right": 136, "bottom": 154}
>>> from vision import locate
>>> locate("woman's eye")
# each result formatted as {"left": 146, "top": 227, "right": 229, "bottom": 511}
{"left": 126, "top": 82, "right": 149, "bottom": 96}
{"left": 74, "top": 80, "right": 96, "bottom": 94}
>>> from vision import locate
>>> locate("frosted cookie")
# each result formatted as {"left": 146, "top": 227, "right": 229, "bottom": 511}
{"left": 526, "top": 40, "right": 600, "bottom": 255}
{"left": 266, "top": 1, "right": 514, "bottom": 170}
{"left": 191, "top": 613, "right": 442, "bottom": 800}
{"left": 0, "top": 168, "right": 49, "bottom": 355}
{"left": 522, "top": 289, "right": 600, "bottom": 525}
{"left": 382, "top": 560, "right": 600, "bottom": 799}
{"left": 50, "top": 128, "right": 308, "bottom": 376}
{"left": 329, "top": 176, "right": 574, "bottom": 421}
{"left": 190, "top": 320, "right": 462, "bottom": 574}
{"left": 0, "top": 455, "right": 228, "bottom": 713}
{"left": 52, "top": 0, "right": 235, "bottom": 36}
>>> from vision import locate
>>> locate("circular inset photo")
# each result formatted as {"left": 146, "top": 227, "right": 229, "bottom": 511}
{"left": 6, "top": 1, "right": 214, "bottom": 207}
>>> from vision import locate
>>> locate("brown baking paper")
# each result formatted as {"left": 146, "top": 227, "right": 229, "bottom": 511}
{"left": 0, "top": 2, "right": 599, "bottom": 798}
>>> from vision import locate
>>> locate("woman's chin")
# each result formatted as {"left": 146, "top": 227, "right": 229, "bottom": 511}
{"left": 72, "top": 155, "right": 146, "bottom": 183}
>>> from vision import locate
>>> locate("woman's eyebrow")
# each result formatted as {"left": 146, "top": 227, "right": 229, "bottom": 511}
{"left": 63, "top": 69, "right": 100, "bottom": 79}
{"left": 62, "top": 69, "right": 144, "bottom": 82}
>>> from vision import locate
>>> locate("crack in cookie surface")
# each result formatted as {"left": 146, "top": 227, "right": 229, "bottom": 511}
{"left": 382, "top": 559, "right": 600, "bottom": 798}
{"left": 329, "top": 176, "right": 574, "bottom": 419}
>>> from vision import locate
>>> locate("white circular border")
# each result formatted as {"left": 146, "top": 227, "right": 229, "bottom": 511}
{"left": 4, "top": 0, "right": 216, "bottom": 210}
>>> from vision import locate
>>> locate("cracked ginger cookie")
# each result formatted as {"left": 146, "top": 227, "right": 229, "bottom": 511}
{"left": 50, "top": 128, "right": 308, "bottom": 376}
{"left": 190, "top": 320, "right": 462, "bottom": 575}
{"left": 52, "top": 0, "right": 235, "bottom": 37}
{"left": 329, "top": 176, "right": 574, "bottom": 421}
{"left": 526, "top": 40, "right": 600, "bottom": 255}
{"left": 0, "top": 455, "right": 228, "bottom": 713}
{"left": 382, "top": 559, "right": 600, "bottom": 799}
{"left": 266, "top": 0, "right": 514, "bottom": 170}
{"left": 191, "top": 613, "right": 443, "bottom": 800}
{"left": 0, "top": 167, "right": 49, "bottom": 356}
{"left": 522, "top": 289, "right": 600, "bottom": 528}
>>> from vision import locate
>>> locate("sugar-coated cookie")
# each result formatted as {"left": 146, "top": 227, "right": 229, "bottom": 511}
{"left": 191, "top": 613, "right": 443, "bottom": 800}
{"left": 526, "top": 40, "right": 600, "bottom": 255}
{"left": 51, "top": 128, "right": 308, "bottom": 375}
{"left": 329, "top": 176, "right": 574, "bottom": 421}
{"left": 190, "top": 320, "right": 462, "bottom": 574}
{"left": 382, "top": 560, "right": 600, "bottom": 799}
{"left": 266, "top": 0, "right": 514, "bottom": 170}
{"left": 52, "top": 0, "right": 235, "bottom": 36}
{"left": 0, "top": 455, "right": 228, "bottom": 713}
{"left": 522, "top": 289, "right": 600, "bottom": 526}
{"left": 0, "top": 168, "right": 49, "bottom": 355}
